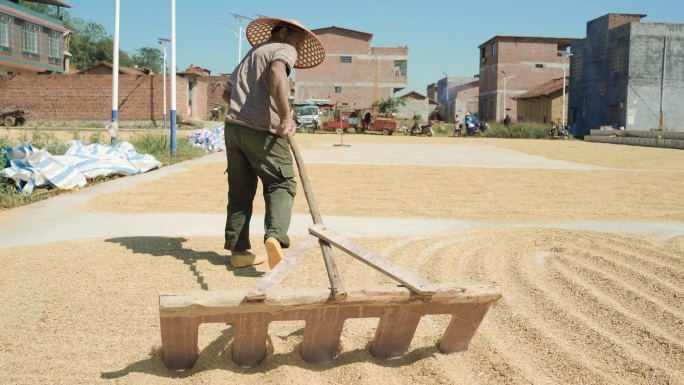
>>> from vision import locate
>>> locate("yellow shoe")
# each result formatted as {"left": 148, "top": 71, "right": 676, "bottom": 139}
{"left": 230, "top": 252, "right": 265, "bottom": 268}
{"left": 264, "top": 237, "right": 285, "bottom": 269}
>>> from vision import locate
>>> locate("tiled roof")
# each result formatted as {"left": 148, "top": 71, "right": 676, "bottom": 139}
{"left": 74, "top": 61, "right": 150, "bottom": 75}
{"left": 514, "top": 77, "right": 569, "bottom": 100}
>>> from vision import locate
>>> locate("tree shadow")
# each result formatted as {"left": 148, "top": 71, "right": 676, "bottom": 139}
{"left": 100, "top": 325, "right": 440, "bottom": 379}
{"left": 105, "top": 236, "right": 264, "bottom": 291}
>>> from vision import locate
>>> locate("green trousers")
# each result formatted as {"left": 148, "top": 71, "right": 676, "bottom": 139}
{"left": 224, "top": 122, "right": 297, "bottom": 251}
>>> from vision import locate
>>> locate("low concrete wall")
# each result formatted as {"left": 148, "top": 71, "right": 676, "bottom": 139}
{"left": 585, "top": 135, "right": 684, "bottom": 150}
{"left": 589, "top": 129, "right": 684, "bottom": 140}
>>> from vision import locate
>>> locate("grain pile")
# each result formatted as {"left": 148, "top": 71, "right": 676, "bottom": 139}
{"left": 1, "top": 134, "right": 683, "bottom": 384}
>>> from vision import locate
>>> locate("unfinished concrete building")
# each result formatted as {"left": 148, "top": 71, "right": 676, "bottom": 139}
{"left": 568, "top": 14, "right": 684, "bottom": 136}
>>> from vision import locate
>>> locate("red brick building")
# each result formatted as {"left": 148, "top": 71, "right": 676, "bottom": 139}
{"left": 478, "top": 36, "right": 579, "bottom": 122}
{"left": 294, "top": 26, "right": 408, "bottom": 108}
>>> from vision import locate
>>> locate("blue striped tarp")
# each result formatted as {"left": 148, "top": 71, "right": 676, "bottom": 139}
{"left": 1, "top": 141, "right": 162, "bottom": 194}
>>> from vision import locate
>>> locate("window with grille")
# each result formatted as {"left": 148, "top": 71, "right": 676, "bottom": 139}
{"left": 0, "top": 14, "right": 10, "bottom": 48}
{"left": 23, "top": 21, "right": 39, "bottom": 54}
{"left": 48, "top": 30, "right": 61, "bottom": 58}
{"left": 599, "top": 81, "right": 606, "bottom": 95}
{"left": 488, "top": 67, "right": 495, "bottom": 88}
{"left": 334, "top": 86, "right": 342, "bottom": 94}
{"left": 572, "top": 55, "right": 583, "bottom": 79}
{"left": 600, "top": 40, "right": 607, "bottom": 57}
{"left": 610, "top": 46, "right": 624, "bottom": 73}
{"left": 340, "top": 56, "right": 351, "bottom": 63}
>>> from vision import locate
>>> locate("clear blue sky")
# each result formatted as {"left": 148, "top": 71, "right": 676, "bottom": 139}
{"left": 64, "top": 0, "right": 681, "bottom": 94}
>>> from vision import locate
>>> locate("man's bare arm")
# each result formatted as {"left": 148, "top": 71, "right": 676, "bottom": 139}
{"left": 269, "top": 60, "right": 295, "bottom": 138}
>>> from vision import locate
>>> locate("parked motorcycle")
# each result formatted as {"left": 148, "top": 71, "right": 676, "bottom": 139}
{"left": 453, "top": 122, "right": 481, "bottom": 137}
{"left": 548, "top": 122, "right": 569, "bottom": 140}
{"left": 409, "top": 120, "right": 434, "bottom": 137}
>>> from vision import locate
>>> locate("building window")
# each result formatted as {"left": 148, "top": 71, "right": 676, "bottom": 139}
{"left": 571, "top": 108, "right": 578, "bottom": 123}
{"left": 340, "top": 56, "right": 352, "bottom": 64}
{"left": 48, "top": 30, "right": 61, "bottom": 58}
{"left": 481, "top": 47, "right": 485, "bottom": 60}
{"left": 0, "top": 13, "right": 10, "bottom": 49}
{"left": 610, "top": 46, "right": 624, "bottom": 73}
{"left": 393, "top": 60, "right": 407, "bottom": 76}
{"left": 334, "top": 86, "right": 342, "bottom": 94}
{"left": 601, "top": 40, "right": 607, "bottom": 57}
{"left": 488, "top": 67, "right": 495, "bottom": 88}
{"left": 572, "top": 55, "right": 583, "bottom": 79}
{"left": 22, "top": 21, "right": 39, "bottom": 54}
{"left": 599, "top": 80, "right": 606, "bottom": 95}
{"left": 535, "top": 64, "right": 544, "bottom": 68}
{"left": 491, "top": 42, "right": 497, "bottom": 56}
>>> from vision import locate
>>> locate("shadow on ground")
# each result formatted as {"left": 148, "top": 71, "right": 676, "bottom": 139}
{"left": 100, "top": 326, "right": 439, "bottom": 379}
{"left": 105, "top": 236, "right": 264, "bottom": 291}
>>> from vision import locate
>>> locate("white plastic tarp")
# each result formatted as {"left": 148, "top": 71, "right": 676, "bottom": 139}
{"left": 1, "top": 141, "right": 162, "bottom": 194}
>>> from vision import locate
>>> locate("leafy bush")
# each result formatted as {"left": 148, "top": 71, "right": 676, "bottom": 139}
{"left": 481, "top": 122, "right": 550, "bottom": 139}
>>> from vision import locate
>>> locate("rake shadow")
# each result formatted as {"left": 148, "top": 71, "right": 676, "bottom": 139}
{"left": 100, "top": 325, "right": 440, "bottom": 379}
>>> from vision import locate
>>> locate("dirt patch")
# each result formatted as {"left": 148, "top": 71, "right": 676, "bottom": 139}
{"left": 78, "top": 162, "right": 684, "bottom": 223}
{"left": 0, "top": 229, "right": 681, "bottom": 384}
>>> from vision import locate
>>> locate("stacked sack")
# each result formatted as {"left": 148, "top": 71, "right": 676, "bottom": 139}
{"left": 185, "top": 124, "right": 226, "bottom": 153}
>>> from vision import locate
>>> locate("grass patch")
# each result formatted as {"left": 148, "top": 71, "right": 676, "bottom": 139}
{"left": 128, "top": 133, "right": 206, "bottom": 165}
{"left": 481, "top": 122, "right": 555, "bottom": 139}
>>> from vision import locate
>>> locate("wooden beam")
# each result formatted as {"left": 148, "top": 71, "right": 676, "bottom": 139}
{"left": 159, "top": 283, "right": 497, "bottom": 318}
{"left": 245, "top": 234, "right": 319, "bottom": 300}
{"left": 308, "top": 224, "right": 439, "bottom": 296}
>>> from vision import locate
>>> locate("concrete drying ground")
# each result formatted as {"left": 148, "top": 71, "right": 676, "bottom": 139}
{"left": 0, "top": 134, "right": 683, "bottom": 384}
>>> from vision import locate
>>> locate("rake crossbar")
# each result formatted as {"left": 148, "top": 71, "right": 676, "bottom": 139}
{"left": 159, "top": 282, "right": 501, "bottom": 369}
{"left": 308, "top": 224, "right": 438, "bottom": 296}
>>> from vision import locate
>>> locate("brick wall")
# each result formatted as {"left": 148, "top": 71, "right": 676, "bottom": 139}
{"left": 516, "top": 90, "right": 566, "bottom": 124}
{"left": 478, "top": 37, "right": 577, "bottom": 122}
{"left": 296, "top": 27, "right": 408, "bottom": 107}
{"left": 0, "top": 73, "right": 189, "bottom": 123}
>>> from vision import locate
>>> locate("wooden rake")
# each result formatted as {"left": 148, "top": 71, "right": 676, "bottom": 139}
{"left": 159, "top": 133, "right": 502, "bottom": 369}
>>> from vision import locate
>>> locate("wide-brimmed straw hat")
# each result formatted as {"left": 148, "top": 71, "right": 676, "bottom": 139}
{"left": 246, "top": 17, "right": 325, "bottom": 69}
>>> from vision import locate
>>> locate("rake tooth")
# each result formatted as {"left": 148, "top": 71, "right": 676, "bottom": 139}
{"left": 370, "top": 306, "right": 423, "bottom": 358}
{"left": 300, "top": 307, "right": 347, "bottom": 362}
{"left": 438, "top": 303, "right": 492, "bottom": 353}
{"left": 160, "top": 316, "right": 200, "bottom": 369}
{"left": 231, "top": 313, "right": 271, "bottom": 367}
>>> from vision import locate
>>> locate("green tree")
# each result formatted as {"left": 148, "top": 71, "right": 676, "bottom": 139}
{"left": 133, "top": 47, "right": 163, "bottom": 74}
{"left": 372, "top": 97, "right": 406, "bottom": 117}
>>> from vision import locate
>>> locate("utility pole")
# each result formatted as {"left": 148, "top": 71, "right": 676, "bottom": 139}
{"left": 170, "top": 0, "right": 177, "bottom": 156}
{"left": 110, "top": 0, "right": 120, "bottom": 143}
{"left": 158, "top": 38, "right": 170, "bottom": 130}
{"left": 501, "top": 72, "right": 515, "bottom": 122}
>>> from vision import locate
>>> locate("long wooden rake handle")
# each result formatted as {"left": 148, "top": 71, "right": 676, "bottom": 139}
{"left": 287, "top": 132, "right": 347, "bottom": 300}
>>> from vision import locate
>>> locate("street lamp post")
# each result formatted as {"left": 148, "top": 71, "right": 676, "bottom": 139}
{"left": 158, "top": 38, "right": 170, "bottom": 130}
{"left": 501, "top": 72, "right": 515, "bottom": 122}
{"left": 557, "top": 50, "right": 573, "bottom": 128}
{"left": 213, "top": 14, "right": 253, "bottom": 66}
